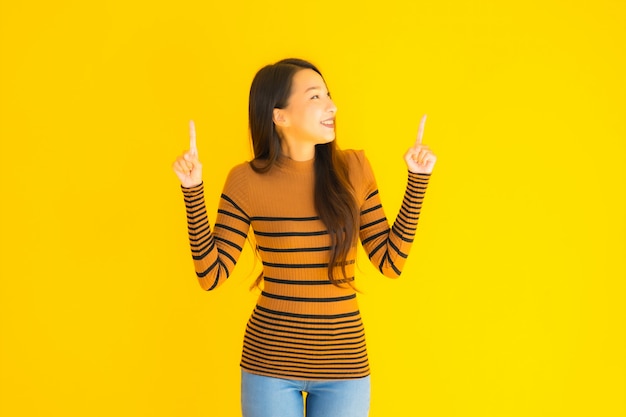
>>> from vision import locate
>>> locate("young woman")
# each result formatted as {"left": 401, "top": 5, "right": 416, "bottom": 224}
{"left": 172, "top": 58, "right": 436, "bottom": 417}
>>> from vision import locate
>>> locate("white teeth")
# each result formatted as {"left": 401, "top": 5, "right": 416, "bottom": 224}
{"left": 321, "top": 120, "right": 334, "bottom": 125}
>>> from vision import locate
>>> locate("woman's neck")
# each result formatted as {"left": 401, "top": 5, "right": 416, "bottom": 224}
{"left": 280, "top": 139, "right": 315, "bottom": 161}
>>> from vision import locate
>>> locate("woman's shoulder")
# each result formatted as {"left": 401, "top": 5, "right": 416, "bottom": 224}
{"left": 341, "top": 149, "right": 374, "bottom": 175}
{"left": 228, "top": 160, "right": 254, "bottom": 175}
{"left": 341, "top": 148, "right": 367, "bottom": 167}
{"left": 341, "top": 149, "right": 376, "bottom": 192}
{"left": 227, "top": 159, "right": 269, "bottom": 179}
{"left": 222, "top": 160, "right": 257, "bottom": 191}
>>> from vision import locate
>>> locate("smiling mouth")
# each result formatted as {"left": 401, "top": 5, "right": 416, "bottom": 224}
{"left": 321, "top": 119, "right": 335, "bottom": 127}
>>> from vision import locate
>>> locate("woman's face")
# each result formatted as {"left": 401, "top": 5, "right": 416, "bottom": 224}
{"left": 274, "top": 68, "right": 337, "bottom": 149}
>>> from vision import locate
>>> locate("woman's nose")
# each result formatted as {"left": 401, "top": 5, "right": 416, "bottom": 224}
{"left": 327, "top": 98, "right": 337, "bottom": 113}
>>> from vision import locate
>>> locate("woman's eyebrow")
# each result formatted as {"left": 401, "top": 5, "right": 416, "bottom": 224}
{"left": 304, "top": 85, "right": 323, "bottom": 93}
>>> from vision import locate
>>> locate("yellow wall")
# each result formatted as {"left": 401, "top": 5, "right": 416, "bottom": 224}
{"left": 1, "top": 1, "right": 624, "bottom": 416}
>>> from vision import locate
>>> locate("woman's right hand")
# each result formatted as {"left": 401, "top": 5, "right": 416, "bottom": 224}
{"left": 172, "top": 120, "right": 203, "bottom": 188}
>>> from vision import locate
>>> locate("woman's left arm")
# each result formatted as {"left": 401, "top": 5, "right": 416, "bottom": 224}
{"left": 359, "top": 116, "right": 437, "bottom": 277}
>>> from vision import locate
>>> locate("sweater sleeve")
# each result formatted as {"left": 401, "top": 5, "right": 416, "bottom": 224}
{"left": 181, "top": 166, "right": 251, "bottom": 291}
{"left": 356, "top": 152, "right": 431, "bottom": 277}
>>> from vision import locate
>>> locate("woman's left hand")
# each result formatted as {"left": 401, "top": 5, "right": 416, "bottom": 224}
{"left": 404, "top": 115, "right": 437, "bottom": 174}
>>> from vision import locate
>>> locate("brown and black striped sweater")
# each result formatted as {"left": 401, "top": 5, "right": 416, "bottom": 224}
{"left": 182, "top": 150, "right": 430, "bottom": 380}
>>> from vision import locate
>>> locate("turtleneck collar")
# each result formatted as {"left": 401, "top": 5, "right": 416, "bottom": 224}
{"left": 276, "top": 154, "right": 315, "bottom": 173}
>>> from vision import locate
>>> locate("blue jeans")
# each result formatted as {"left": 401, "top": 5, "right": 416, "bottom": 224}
{"left": 241, "top": 369, "right": 370, "bottom": 417}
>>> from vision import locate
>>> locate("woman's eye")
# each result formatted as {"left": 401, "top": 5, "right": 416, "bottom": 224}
{"left": 311, "top": 95, "right": 319, "bottom": 99}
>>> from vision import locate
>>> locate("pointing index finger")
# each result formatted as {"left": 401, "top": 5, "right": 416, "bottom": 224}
{"left": 416, "top": 114, "right": 427, "bottom": 146}
{"left": 189, "top": 120, "right": 197, "bottom": 156}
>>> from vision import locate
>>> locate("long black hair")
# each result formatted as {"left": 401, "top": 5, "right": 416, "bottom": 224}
{"left": 248, "top": 58, "right": 359, "bottom": 286}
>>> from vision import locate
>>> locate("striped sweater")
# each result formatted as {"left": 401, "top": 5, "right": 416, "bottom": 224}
{"left": 182, "top": 149, "right": 430, "bottom": 380}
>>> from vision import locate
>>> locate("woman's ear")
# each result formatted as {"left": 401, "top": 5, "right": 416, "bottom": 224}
{"left": 273, "top": 108, "right": 288, "bottom": 127}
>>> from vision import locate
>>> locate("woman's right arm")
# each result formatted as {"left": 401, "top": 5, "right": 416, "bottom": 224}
{"left": 180, "top": 181, "right": 251, "bottom": 291}
{"left": 172, "top": 122, "right": 251, "bottom": 291}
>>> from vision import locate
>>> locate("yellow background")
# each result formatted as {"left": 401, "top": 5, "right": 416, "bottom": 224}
{"left": 1, "top": 0, "right": 625, "bottom": 416}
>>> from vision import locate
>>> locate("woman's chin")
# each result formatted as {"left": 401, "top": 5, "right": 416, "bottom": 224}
{"left": 319, "top": 133, "right": 336, "bottom": 143}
